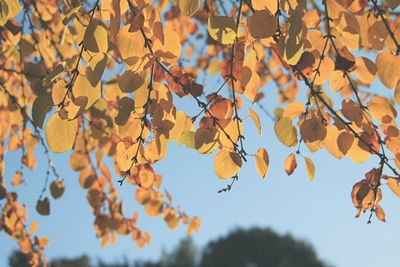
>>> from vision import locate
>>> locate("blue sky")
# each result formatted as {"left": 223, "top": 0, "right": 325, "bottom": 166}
{"left": 1, "top": 81, "right": 400, "bottom": 267}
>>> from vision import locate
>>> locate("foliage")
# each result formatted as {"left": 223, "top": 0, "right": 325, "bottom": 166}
{"left": 8, "top": 227, "right": 330, "bottom": 267}
{"left": 200, "top": 227, "right": 329, "bottom": 267}
{"left": 0, "top": 0, "right": 399, "bottom": 265}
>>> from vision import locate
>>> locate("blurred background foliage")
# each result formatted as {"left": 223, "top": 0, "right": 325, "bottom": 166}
{"left": 8, "top": 227, "right": 331, "bottom": 267}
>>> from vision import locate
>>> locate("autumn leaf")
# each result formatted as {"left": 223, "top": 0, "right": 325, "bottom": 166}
{"left": 255, "top": 148, "right": 269, "bottom": 178}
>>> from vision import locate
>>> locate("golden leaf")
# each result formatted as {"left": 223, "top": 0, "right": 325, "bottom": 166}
{"left": 274, "top": 117, "right": 298, "bottom": 147}
{"left": 255, "top": 148, "right": 269, "bottom": 178}
{"left": 45, "top": 113, "right": 78, "bottom": 153}
{"left": 304, "top": 157, "right": 315, "bottom": 181}
{"left": 284, "top": 153, "right": 297, "bottom": 176}
{"left": 178, "top": 0, "right": 200, "bottom": 16}
{"left": 208, "top": 15, "right": 236, "bottom": 45}
{"left": 214, "top": 149, "right": 242, "bottom": 179}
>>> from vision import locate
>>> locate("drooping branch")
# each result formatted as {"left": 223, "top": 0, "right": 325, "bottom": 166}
{"left": 292, "top": 65, "right": 400, "bottom": 178}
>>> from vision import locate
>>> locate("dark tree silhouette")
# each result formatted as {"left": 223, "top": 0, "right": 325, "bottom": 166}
{"left": 200, "top": 227, "right": 329, "bottom": 267}
{"left": 8, "top": 250, "right": 31, "bottom": 267}
{"left": 50, "top": 255, "right": 91, "bottom": 267}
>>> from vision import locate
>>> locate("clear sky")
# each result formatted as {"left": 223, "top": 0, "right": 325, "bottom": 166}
{"left": 1, "top": 81, "right": 400, "bottom": 267}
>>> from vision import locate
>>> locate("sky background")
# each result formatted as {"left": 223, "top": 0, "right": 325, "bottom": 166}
{"left": 2, "top": 2, "right": 400, "bottom": 266}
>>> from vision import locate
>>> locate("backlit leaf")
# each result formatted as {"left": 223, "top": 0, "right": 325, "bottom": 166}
{"left": 304, "top": 157, "right": 315, "bottom": 181}
{"left": 178, "top": 0, "right": 200, "bottom": 16}
{"left": 284, "top": 153, "right": 297, "bottom": 175}
{"left": 274, "top": 117, "right": 298, "bottom": 147}
{"left": 214, "top": 149, "right": 242, "bottom": 179}
{"left": 255, "top": 148, "right": 269, "bottom": 178}
{"left": 208, "top": 15, "right": 236, "bottom": 45}
{"left": 248, "top": 108, "right": 261, "bottom": 136}
{"left": 45, "top": 113, "right": 78, "bottom": 153}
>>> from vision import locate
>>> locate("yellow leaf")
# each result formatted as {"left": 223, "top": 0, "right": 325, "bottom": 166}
{"left": 138, "top": 165, "right": 155, "bottom": 189}
{"left": 284, "top": 153, "right": 297, "bottom": 175}
{"left": 45, "top": 113, "right": 78, "bottom": 153}
{"left": 277, "top": 12, "right": 304, "bottom": 65}
{"left": 395, "top": 82, "right": 400, "bottom": 104}
{"left": 101, "top": 235, "right": 109, "bottom": 248}
{"left": 153, "top": 27, "right": 182, "bottom": 65}
{"left": 283, "top": 102, "right": 304, "bottom": 120}
{"left": 118, "top": 69, "right": 148, "bottom": 93}
{"left": 83, "top": 19, "right": 108, "bottom": 53}
{"left": 274, "top": 117, "right": 298, "bottom": 147}
{"left": 170, "top": 112, "right": 194, "bottom": 141}
{"left": 355, "top": 57, "right": 377, "bottom": 85}
{"left": 195, "top": 127, "right": 219, "bottom": 154}
{"left": 187, "top": 216, "right": 201, "bottom": 236}
{"left": 255, "top": 148, "right": 269, "bottom": 178}
{"left": 208, "top": 15, "right": 236, "bottom": 45}
{"left": 375, "top": 204, "right": 386, "bottom": 222}
{"left": 0, "top": 0, "right": 21, "bottom": 26}
{"left": 248, "top": 108, "right": 261, "bottom": 136}
{"left": 323, "top": 125, "right": 344, "bottom": 159}
{"left": 178, "top": 131, "right": 195, "bottom": 148}
{"left": 314, "top": 57, "right": 335, "bottom": 85}
{"left": 251, "top": 0, "right": 277, "bottom": 13}
{"left": 387, "top": 178, "right": 400, "bottom": 198}
{"left": 29, "top": 221, "right": 39, "bottom": 235}
{"left": 214, "top": 149, "right": 242, "bottom": 179}
{"left": 367, "top": 96, "right": 397, "bottom": 123}
{"left": 376, "top": 51, "right": 400, "bottom": 89}
{"left": 178, "top": 0, "right": 200, "bottom": 16}
{"left": 86, "top": 52, "right": 108, "bottom": 87}
{"left": 62, "top": 3, "right": 83, "bottom": 25}
{"left": 11, "top": 171, "right": 23, "bottom": 186}
{"left": 116, "top": 25, "right": 146, "bottom": 66}
{"left": 73, "top": 74, "right": 101, "bottom": 110}
{"left": 347, "top": 139, "right": 370, "bottom": 163}
{"left": 52, "top": 80, "right": 67, "bottom": 106}
{"left": 304, "top": 157, "right": 315, "bottom": 181}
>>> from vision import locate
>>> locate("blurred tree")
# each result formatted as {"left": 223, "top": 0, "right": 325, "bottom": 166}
{"left": 7, "top": 228, "right": 330, "bottom": 267}
{"left": 160, "top": 238, "right": 197, "bottom": 267}
{"left": 200, "top": 227, "right": 329, "bottom": 267}
{"left": 8, "top": 250, "right": 31, "bottom": 267}
{"left": 50, "top": 255, "right": 91, "bottom": 267}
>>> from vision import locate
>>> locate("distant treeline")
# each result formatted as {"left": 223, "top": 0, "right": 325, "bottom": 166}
{"left": 8, "top": 227, "right": 332, "bottom": 267}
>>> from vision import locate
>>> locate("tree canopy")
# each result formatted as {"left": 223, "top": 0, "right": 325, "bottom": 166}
{"left": 0, "top": 0, "right": 399, "bottom": 265}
